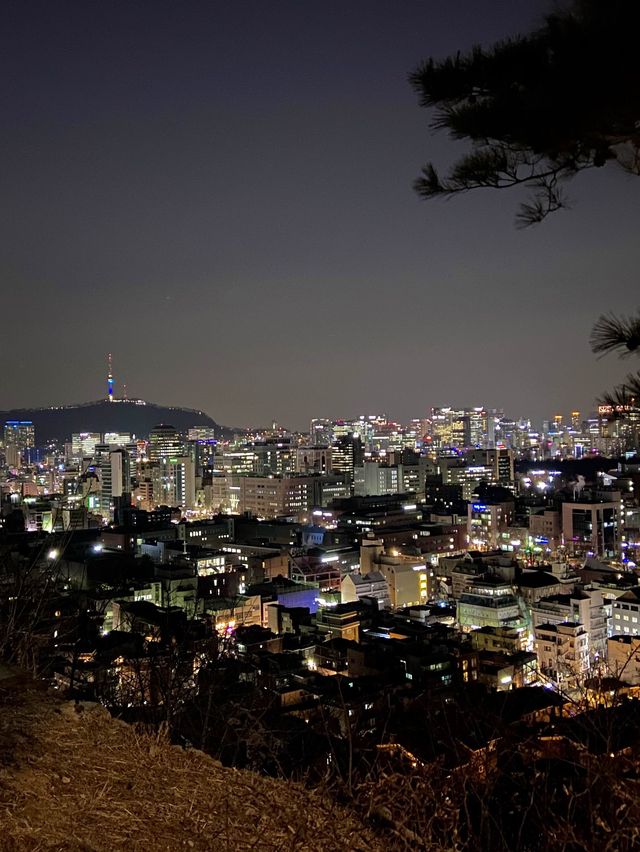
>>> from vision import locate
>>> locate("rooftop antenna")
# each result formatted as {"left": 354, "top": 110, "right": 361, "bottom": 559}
{"left": 107, "top": 353, "right": 114, "bottom": 402}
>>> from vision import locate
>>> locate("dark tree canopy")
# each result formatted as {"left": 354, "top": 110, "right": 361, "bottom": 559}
{"left": 591, "top": 311, "right": 640, "bottom": 408}
{"left": 410, "top": 0, "right": 640, "bottom": 225}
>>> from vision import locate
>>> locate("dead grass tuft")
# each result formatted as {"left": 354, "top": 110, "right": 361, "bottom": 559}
{"left": 0, "top": 683, "right": 383, "bottom": 851}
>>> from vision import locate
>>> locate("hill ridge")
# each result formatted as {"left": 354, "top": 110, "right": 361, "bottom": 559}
{"left": 0, "top": 399, "right": 233, "bottom": 442}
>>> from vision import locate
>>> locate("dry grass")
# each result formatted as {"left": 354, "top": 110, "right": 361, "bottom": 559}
{"left": 0, "top": 679, "right": 384, "bottom": 852}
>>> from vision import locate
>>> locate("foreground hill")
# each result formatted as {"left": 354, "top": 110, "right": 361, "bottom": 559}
{"left": 0, "top": 399, "right": 233, "bottom": 443}
{"left": 0, "top": 676, "right": 383, "bottom": 851}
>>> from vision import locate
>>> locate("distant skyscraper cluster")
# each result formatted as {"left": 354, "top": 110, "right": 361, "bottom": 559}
{"left": 1, "top": 395, "right": 638, "bottom": 533}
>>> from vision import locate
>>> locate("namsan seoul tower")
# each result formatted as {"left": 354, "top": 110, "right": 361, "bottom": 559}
{"left": 107, "top": 353, "right": 114, "bottom": 402}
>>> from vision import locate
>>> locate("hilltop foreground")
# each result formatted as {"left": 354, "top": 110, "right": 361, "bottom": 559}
{"left": 0, "top": 675, "right": 383, "bottom": 852}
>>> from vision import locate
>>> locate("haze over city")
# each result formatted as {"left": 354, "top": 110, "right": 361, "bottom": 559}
{"left": 2, "top": 0, "right": 637, "bottom": 429}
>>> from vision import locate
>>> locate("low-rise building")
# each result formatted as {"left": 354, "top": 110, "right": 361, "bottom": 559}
{"left": 534, "top": 621, "right": 590, "bottom": 682}
{"left": 468, "top": 500, "right": 515, "bottom": 549}
{"left": 341, "top": 571, "right": 390, "bottom": 609}
{"left": 470, "top": 625, "right": 528, "bottom": 654}
{"left": 611, "top": 587, "right": 640, "bottom": 637}
{"left": 477, "top": 650, "right": 537, "bottom": 691}
{"left": 315, "top": 602, "right": 361, "bottom": 642}
{"left": 531, "top": 587, "right": 607, "bottom": 660}
{"left": 607, "top": 635, "right": 640, "bottom": 684}
{"left": 528, "top": 509, "right": 561, "bottom": 551}
{"left": 518, "top": 570, "right": 565, "bottom": 606}
{"left": 457, "top": 577, "right": 526, "bottom": 632}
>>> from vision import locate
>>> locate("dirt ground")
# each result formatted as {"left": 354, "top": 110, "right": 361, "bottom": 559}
{"left": 0, "top": 674, "right": 383, "bottom": 851}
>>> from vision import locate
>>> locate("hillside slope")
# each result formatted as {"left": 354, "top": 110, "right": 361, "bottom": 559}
{"left": 0, "top": 679, "right": 382, "bottom": 851}
{"left": 0, "top": 399, "right": 232, "bottom": 443}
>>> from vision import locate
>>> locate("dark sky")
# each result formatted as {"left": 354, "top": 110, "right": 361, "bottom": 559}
{"left": 2, "top": 1, "right": 637, "bottom": 430}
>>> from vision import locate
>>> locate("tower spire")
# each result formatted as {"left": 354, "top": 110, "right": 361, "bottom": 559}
{"left": 107, "top": 353, "right": 114, "bottom": 402}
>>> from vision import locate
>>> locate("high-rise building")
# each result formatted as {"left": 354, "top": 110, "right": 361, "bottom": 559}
{"left": 598, "top": 404, "right": 640, "bottom": 455}
{"left": 152, "top": 456, "right": 196, "bottom": 509}
{"left": 561, "top": 495, "right": 622, "bottom": 557}
{"left": 3, "top": 420, "right": 35, "bottom": 467}
{"left": 296, "top": 446, "right": 332, "bottom": 474}
{"left": 310, "top": 418, "right": 333, "bottom": 446}
{"left": 468, "top": 499, "right": 515, "bottom": 549}
{"left": 100, "top": 448, "right": 131, "bottom": 516}
{"left": 71, "top": 432, "right": 101, "bottom": 462}
{"left": 331, "top": 434, "right": 364, "bottom": 490}
{"left": 430, "top": 408, "right": 467, "bottom": 449}
{"left": 253, "top": 439, "right": 296, "bottom": 476}
{"left": 220, "top": 449, "right": 258, "bottom": 475}
{"left": 188, "top": 427, "right": 216, "bottom": 441}
{"left": 354, "top": 462, "right": 403, "bottom": 497}
{"left": 103, "top": 432, "right": 132, "bottom": 447}
{"left": 465, "top": 448, "right": 515, "bottom": 485}
{"left": 430, "top": 407, "right": 501, "bottom": 450}
{"left": 148, "top": 424, "right": 185, "bottom": 461}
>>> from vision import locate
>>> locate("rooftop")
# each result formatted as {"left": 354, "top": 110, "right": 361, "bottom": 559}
{"left": 518, "top": 571, "right": 561, "bottom": 588}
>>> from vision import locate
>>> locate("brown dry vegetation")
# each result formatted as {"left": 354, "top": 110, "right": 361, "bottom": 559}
{"left": 0, "top": 675, "right": 384, "bottom": 852}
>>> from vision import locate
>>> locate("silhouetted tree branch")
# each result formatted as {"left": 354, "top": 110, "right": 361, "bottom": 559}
{"left": 590, "top": 310, "right": 640, "bottom": 410}
{"left": 410, "top": 0, "right": 640, "bottom": 225}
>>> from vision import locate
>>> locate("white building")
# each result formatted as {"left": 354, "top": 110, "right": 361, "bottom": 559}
{"left": 531, "top": 587, "right": 608, "bottom": 660}
{"left": 341, "top": 571, "right": 390, "bottom": 609}
{"left": 611, "top": 587, "right": 640, "bottom": 637}
{"left": 534, "top": 622, "right": 590, "bottom": 682}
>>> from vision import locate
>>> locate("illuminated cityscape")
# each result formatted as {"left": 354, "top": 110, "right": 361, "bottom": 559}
{"left": 2, "top": 383, "right": 639, "bottom": 684}
{"left": 2, "top": 371, "right": 640, "bottom": 842}
{"left": 2, "top": 0, "right": 639, "bottom": 848}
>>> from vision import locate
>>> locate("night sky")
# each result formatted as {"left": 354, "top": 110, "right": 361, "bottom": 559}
{"left": 2, "top": 0, "right": 637, "bottom": 430}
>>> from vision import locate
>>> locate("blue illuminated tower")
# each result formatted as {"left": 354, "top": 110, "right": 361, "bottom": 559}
{"left": 107, "top": 353, "right": 114, "bottom": 402}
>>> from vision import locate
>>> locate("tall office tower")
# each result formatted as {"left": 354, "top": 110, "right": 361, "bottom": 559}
{"left": 468, "top": 408, "right": 488, "bottom": 448}
{"left": 148, "top": 424, "right": 185, "bottom": 461}
{"left": 253, "top": 438, "right": 296, "bottom": 476}
{"left": 71, "top": 432, "right": 101, "bottom": 462}
{"left": 191, "top": 437, "right": 217, "bottom": 471}
{"left": 310, "top": 418, "right": 333, "bottom": 445}
{"left": 571, "top": 411, "right": 581, "bottom": 432}
{"left": 465, "top": 448, "right": 515, "bottom": 485}
{"left": 220, "top": 449, "right": 258, "bottom": 475}
{"left": 331, "top": 433, "right": 364, "bottom": 490}
{"left": 486, "top": 409, "right": 504, "bottom": 449}
{"left": 3, "top": 420, "right": 35, "bottom": 467}
{"left": 296, "top": 445, "right": 332, "bottom": 474}
{"left": 100, "top": 448, "right": 131, "bottom": 516}
{"left": 152, "top": 456, "right": 196, "bottom": 509}
{"left": 103, "top": 432, "right": 132, "bottom": 447}
{"left": 598, "top": 404, "right": 640, "bottom": 455}
{"left": 430, "top": 407, "right": 470, "bottom": 449}
{"left": 187, "top": 427, "right": 216, "bottom": 441}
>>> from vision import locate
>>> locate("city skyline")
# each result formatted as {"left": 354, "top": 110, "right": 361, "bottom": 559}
{"left": 0, "top": 350, "right": 621, "bottom": 435}
{"left": 3, "top": 0, "right": 637, "bottom": 430}
{"left": 0, "top": 353, "right": 611, "bottom": 437}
